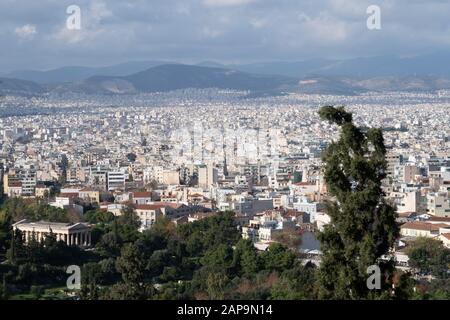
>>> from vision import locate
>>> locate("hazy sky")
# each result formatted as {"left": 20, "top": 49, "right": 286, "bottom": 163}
{"left": 2, "top": 0, "right": 450, "bottom": 71}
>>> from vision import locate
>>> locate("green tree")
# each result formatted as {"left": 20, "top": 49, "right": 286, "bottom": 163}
{"left": 201, "top": 244, "right": 234, "bottom": 271}
{"left": 232, "top": 239, "right": 259, "bottom": 277}
{"left": 6, "top": 229, "right": 25, "bottom": 265}
{"left": 261, "top": 243, "right": 296, "bottom": 273}
{"left": 316, "top": 106, "right": 399, "bottom": 299}
{"left": 116, "top": 243, "right": 147, "bottom": 289}
{"left": 0, "top": 274, "right": 9, "bottom": 300}
{"left": 30, "top": 285, "right": 44, "bottom": 299}
{"left": 408, "top": 237, "right": 450, "bottom": 279}
{"left": 0, "top": 212, "right": 12, "bottom": 255}
{"left": 80, "top": 263, "right": 101, "bottom": 300}
{"left": 270, "top": 262, "right": 317, "bottom": 300}
{"left": 205, "top": 271, "right": 229, "bottom": 300}
{"left": 84, "top": 209, "right": 115, "bottom": 224}
{"left": 102, "top": 282, "right": 152, "bottom": 300}
{"left": 117, "top": 207, "right": 141, "bottom": 243}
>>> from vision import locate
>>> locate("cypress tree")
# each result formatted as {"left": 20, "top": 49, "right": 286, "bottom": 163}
{"left": 317, "top": 106, "right": 399, "bottom": 299}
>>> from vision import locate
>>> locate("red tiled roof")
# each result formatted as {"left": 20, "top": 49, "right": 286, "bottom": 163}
{"left": 441, "top": 233, "right": 450, "bottom": 240}
{"left": 294, "top": 182, "right": 315, "bottom": 186}
{"left": 151, "top": 201, "right": 183, "bottom": 209}
{"left": 189, "top": 193, "right": 204, "bottom": 197}
{"left": 132, "top": 191, "right": 152, "bottom": 198}
{"left": 428, "top": 216, "right": 450, "bottom": 222}
{"left": 59, "top": 193, "right": 79, "bottom": 198}
{"left": 135, "top": 204, "right": 163, "bottom": 211}
{"left": 80, "top": 188, "right": 98, "bottom": 192}
{"left": 400, "top": 221, "right": 444, "bottom": 232}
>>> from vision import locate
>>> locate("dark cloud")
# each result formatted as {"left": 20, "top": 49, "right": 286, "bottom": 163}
{"left": 1, "top": 0, "right": 450, "bottom": 71}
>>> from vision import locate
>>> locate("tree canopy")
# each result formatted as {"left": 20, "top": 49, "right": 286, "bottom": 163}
{"left": 317, "top": 106, "right": 399, "bottom": 299}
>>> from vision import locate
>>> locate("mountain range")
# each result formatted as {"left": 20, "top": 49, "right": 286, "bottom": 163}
{"left": 2, "top": 53, "right": 450, "bottom": 96}
{"left": 45, "top": 64, "right": 297, "bottom": 95}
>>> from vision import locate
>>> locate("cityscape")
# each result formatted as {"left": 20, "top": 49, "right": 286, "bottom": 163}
{"left": 1, "top": 0, "right": 450, "bottom": 307}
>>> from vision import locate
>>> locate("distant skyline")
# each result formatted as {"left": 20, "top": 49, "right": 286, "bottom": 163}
{"left": 2, "top": 0, "right": 450, "bottom": 72}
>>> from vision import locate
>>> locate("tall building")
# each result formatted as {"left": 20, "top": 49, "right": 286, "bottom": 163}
{"left": 427, "top": 192, "right": 450, "bottom": 217}
{"left": 198, "top": 164, "right": 218, "bottom": 190}
{"left": 386, "top": 153, "right": 403, "bottom": 178}
{"left": 107, "top": 171, "right": 126, "bottom": 191}
{"left": 88, "top": 167, "right": 108, "bottom": 191}
{"left": 21, "top": 170, "right": 37, "bottom": 196}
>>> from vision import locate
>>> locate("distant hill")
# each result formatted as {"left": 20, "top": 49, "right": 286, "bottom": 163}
{"left": 354, "top": 75, "right": 450, "bottom": 92}
{"left": 292, "top": 76, "right": 361, "bottom": 95}
{"left": 311, "top": 53, "right": 450, "bottom": 78}
{"left": 0, "top": 77, "right": 44, "bottom": 96}
{"left": 7, "top": 52, "right": 450, "bottom": 85}
{"left": 231, "top": 59, "right": 336, "bottom": 78}
{"left": 5, "top": 61, "right": 171, "bottom": 84}
{"left": 230, "top": 53, "right": 450, "bottom": 79}
{"left": 294, "top": 74, "right": 450, "bottom": 94}
{"left": 54, "top": 64, "right": 298, "bottom": 95}
{"left": 4, "top": 61, "right": 450, "bottom": 97}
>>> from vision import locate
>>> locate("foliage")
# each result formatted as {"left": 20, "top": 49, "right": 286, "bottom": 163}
{"left": 0, "top": 211, "right": 12, "bottom": 255}
{"left": 407, "top": 238, "right": 450, "bottom": 279}
{"left": 1, "top": 198, "right": 70, "bottom": 223}
{"left": 317, "top": 106, "right": 399, "bottom": 299}
{"left": 270, "top": 262, "right": 317, "bottom": 300}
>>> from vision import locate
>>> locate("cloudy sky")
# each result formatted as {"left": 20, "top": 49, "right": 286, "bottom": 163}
{"left": 2, "top": 0, "right": 450, "bottom": 71}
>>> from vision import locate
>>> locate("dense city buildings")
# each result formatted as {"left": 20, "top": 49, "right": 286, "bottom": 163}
{"left": 2, "top": 90, "right": 450, "bottom": 255}
{"left": 1, "top": 89, "right": 450, "bottom": 300}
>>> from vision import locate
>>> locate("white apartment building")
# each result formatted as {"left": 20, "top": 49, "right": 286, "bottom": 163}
{"left": 242, "top": 211, "right": 296, "bottom": 243}
{"left": 162, "top": 169, "right": 180, "bottom": 185}
{"left": 293, "top": 197, "right": 323, "bottom": 223}
{"left": 20, "top": 170, "right": 37, "bottom": 196}
{"left": 198, "top": 165, "right": 218, "bottom": 190}
{"left": 440, "top": 167, "right": 450, "bottom": 182}
{"left": 426, "top": 192, "right": 450, "bottom": 217}
{"left": 394, "top": 164, "right": 420, "bottom": 183}
{"left": 389, "top": 190, "right": 421, "bottom": 213}
{"left": 400, "top": 221, "right": 448, "bottom": 238}
{"left": 135, "top": 204, "right": 162, "bottom": 232}
{"left": 107, "top": 170, "right": 126, "bottom": 191}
